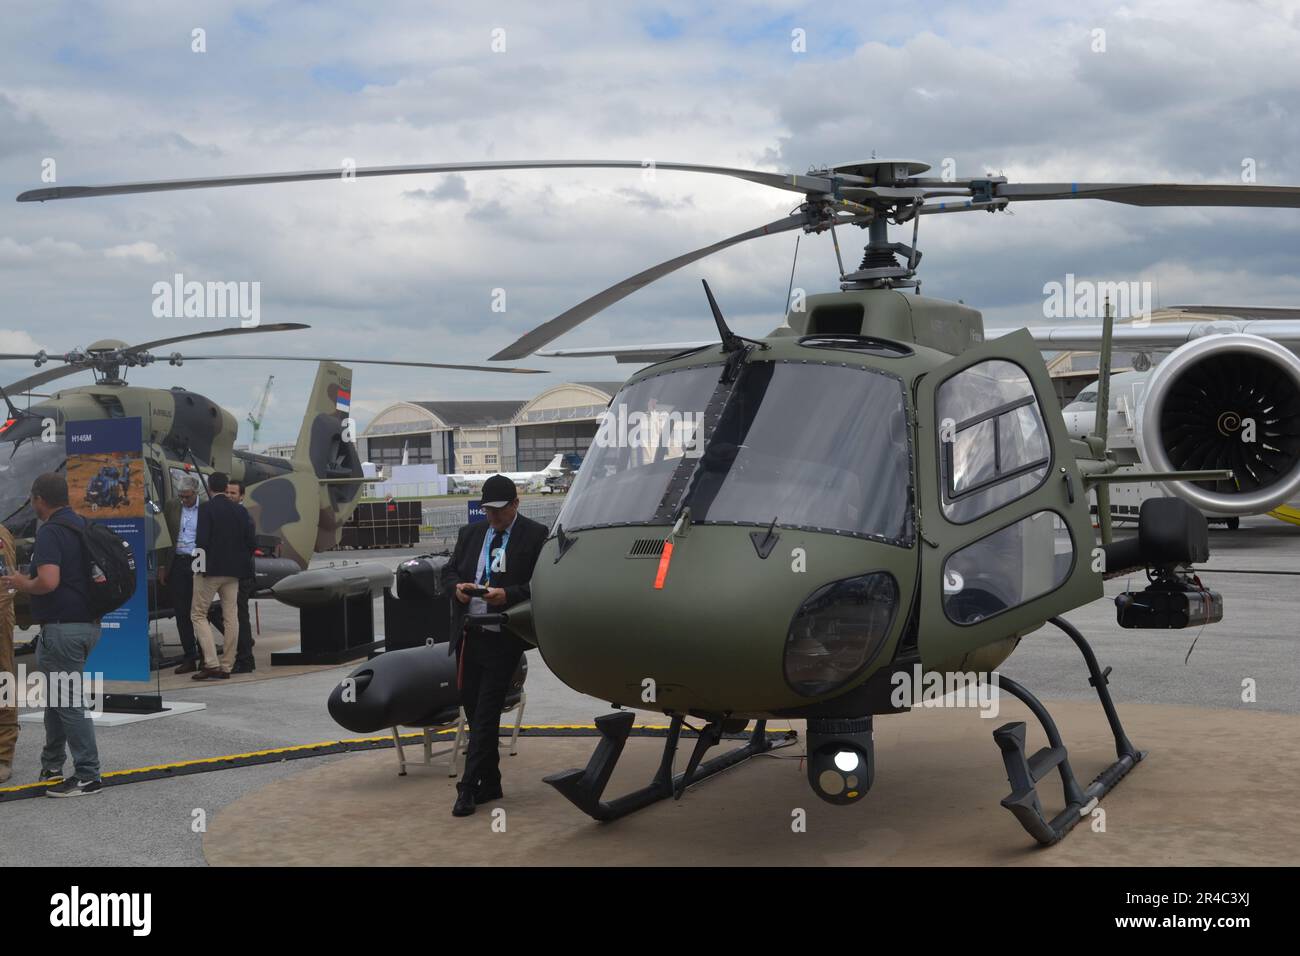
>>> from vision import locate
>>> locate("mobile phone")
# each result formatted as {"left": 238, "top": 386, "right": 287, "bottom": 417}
{"left": 464, "top": 586, "right": 489, "bottom": 597}
{"left": 0, "top": 554, "right": 8, "bottom": 577}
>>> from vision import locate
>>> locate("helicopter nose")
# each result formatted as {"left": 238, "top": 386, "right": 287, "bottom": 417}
{"left": 531, "top": 528, "right": 908, "bottom": 716}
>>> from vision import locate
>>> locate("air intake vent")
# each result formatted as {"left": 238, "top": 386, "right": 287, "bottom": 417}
{"left": 798, "top": 334, "right": 912, "bottom": 357}
{"left": 627, "top": 539, "right": 666, "bottom": 558}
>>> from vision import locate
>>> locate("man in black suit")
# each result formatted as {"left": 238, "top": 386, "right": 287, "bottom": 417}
{"left": 441, "top": 475, "right": 547, "bottom": 817}
{"left": 190, "top": 472, "right": 257, "bottom": 680}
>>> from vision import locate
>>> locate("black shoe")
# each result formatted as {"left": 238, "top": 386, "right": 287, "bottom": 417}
{"left": 38, "top": 768, "right": 63, "bottom": 783}
{"left": 46, "top": 777, "right": 103, "bottom": 798}
{"left": 173, "top": 659, "right": 198, "bottom": 675}
{"left": 231, "top": 661, "right": 256, "bottom": 674}
{"left": 452, "top": 787, "right": 476, "bottom": 817}
{"left": 474, "top": 782, "right": 504, "bottom": 804}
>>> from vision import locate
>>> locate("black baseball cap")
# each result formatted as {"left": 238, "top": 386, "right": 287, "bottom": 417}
{"left": 481, "top": 474, "right": 518, "bottom": 508}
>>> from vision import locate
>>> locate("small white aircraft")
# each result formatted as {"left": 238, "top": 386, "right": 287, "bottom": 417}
{"left": 447, "top": 453, "right": 567, "bottom": 495}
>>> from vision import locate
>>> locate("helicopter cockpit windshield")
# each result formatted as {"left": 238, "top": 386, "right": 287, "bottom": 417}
{"left": 557, "top": 364, "right": 720, "bottom": 529}
{"left": 0, "top": 419, "right": 68, "bottom": 538}
{"left": 557, "top": 359, "right": 914, "bottom": 544}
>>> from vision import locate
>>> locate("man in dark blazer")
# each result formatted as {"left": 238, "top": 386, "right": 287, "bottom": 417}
{"left": 440, "top": 474, "right": 547, "bottom": 817}
{"left": 189, "top": 471, "right": 256, "bottom": 680}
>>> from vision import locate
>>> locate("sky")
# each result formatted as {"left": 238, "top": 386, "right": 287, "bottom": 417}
{"left": 2, "top": 0, "right": 1299, "bottom": 443}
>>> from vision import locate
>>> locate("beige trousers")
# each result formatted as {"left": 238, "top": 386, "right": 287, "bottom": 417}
{"left": 191, "top": 575, "right": 240, "bottom": 672}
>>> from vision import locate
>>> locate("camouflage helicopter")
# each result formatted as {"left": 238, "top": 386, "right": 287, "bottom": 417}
{"left": 0, "top": 323, "right": 543, "bottom": 629}
{"left": 19, "top": 158, "right": 1299, "bottom": 844}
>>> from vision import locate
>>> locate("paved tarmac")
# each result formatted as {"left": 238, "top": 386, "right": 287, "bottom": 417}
{"left": 1, "top": 517, "right": 1296, "bottom": 866}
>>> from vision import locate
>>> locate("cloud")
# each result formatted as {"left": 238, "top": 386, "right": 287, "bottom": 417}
{"left": 404, "top": 173, "right": 470, "bottom": 201}
{"left": 104, "top": 240, "right": 169, "bottom": 263}
{"left": 0, "top": 93, "right": 57, "bottom": 160}
{"left": 0, "top": 329, "right": 44, "bottom": 353}
{"left": 2, "top": 0, "right": 1298, "bottom": 442}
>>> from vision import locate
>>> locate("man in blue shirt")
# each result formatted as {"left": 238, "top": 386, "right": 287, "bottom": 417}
{"left": 160, "top": 475, "right": 202, "bottom": 673}
{"left": 0, "top": 473, "right": 102, "bottom": 796}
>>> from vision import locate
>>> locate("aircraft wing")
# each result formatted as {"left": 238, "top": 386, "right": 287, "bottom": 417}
{"left": 986, "top": 318, "right": 1300, "bottom": 351}
{"left": 988, "top": 304, "right": 1300, "bottom": 350}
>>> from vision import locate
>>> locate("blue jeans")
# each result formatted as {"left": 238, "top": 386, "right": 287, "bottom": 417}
{"left": 36, "top": 622, "right": 102, "bottom": 781}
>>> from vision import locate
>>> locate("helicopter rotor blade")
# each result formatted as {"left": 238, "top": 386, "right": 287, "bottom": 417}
{"left": 0, "top": 323, "right": 313, "bottom": 390}
{"left": 16, "top": 160, "right": 847, "bottom": 203}
{"left": 123, "top": 322, "right": 310, "bottom": 354}
{"left": 173, "top": 355, "right": 546, "bottom": 374}
{"left": 2, "top": 365, "right": 89, "bottom": 396}
{"left": 995, "top": 183, "right": 1300, "bottom": 207}
{"left": 489, "top": 210, "right": 826, "bottom": 361}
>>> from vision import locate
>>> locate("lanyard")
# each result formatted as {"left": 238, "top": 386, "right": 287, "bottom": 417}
{"left": 479, "top": 522, "right": 511, "bottom": 585}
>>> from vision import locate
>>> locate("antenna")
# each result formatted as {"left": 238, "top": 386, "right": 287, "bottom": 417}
{"left": 1094, "top": 293, "right": 1116, "bottom": 544}
{"left": 784, "top": 234, "right": 801, "bottom": 315}
{"left": 0, "top": 381, "right": 22, "bottom": 424}
{"left": 701, "top": 280, "right": 744, "bottom": 353}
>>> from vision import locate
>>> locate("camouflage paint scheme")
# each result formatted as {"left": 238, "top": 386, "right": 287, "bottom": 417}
{"left": 2, "top": 361, "right": 361, "bottom": 627}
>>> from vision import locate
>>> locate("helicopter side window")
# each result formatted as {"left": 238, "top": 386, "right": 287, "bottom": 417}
{"left": 942, "top": 510, "right": 1074, "bottom": 624}
{"left": 146, "top": 459, "right": 165, "bottom": 507}
{"left": 937, "top": 360, "right": 1050, "bottom": 524}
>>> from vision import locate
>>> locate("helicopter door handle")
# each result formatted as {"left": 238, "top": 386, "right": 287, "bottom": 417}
{"left": 1061, "top": 470, "right": 1075, "bottom": 504}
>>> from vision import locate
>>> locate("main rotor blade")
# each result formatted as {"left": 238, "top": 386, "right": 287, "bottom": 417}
{"left": 996, "top": 183, "right": 1300, "bottom": 207}
{"left": 489, "top": 211, "right": 812, "bottom": 361}
{"left": 124, "top": 322, "right": 310, "bottom": 354}
{"left": 17, "top": 160, "right": 840, "bottom": 203}
{"left": 176, "top": 355, "right": 546, "bottom": 373}
{"left": 3, "top": 365, "right": 87, "bottom": 395}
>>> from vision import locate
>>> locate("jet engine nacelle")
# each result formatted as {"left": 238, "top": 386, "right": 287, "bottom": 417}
{"left": 1136, "top": 333, "right": 1300, "bottom": 515}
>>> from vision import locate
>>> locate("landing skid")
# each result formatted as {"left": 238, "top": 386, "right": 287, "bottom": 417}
{"left": 543, "top": 711, "right": 797, "bottom": 821}
{"left": 993, "top": 616, "right": 1145, "bottom": 846}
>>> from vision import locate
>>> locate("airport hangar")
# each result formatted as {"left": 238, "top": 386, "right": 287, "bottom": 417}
{"left": 358, "top": 382, "right": 625, "bottom": 475}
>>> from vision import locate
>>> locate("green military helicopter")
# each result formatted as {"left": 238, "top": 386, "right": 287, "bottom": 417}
{"left": 19, "top": 157, "right": 1298, "bottom": 844}
{"left": 0, "top": 324, "right": 542, "bottom": 630}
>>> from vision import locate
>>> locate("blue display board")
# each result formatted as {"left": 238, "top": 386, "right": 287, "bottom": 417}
{"left": 467, "top": 500, "right": 486, "bottom": 523}
{"left": 66, "top": 417, "right": 150, "bottom": 681}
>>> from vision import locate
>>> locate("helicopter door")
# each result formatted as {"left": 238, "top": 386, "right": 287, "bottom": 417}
{"left": 914, "top": 329, "right": 1102, "bottom": 670}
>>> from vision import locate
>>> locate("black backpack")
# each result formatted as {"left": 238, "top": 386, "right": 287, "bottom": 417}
{"left": 48, "top": 514, "right": 137, "bottom": 618}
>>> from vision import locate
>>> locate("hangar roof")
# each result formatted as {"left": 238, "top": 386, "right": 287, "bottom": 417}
{"left": 412, "top": 400, "right": 526, "bottom": 427}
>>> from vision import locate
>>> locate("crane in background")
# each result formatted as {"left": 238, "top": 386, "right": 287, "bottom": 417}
{"left": 246, "top": 374, "right": 274, "bottom": 452}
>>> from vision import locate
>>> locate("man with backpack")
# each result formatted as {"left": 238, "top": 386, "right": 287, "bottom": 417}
{"left": 189, "top": 472, "right": 256, "bottom": 680}
{"left": 0, "top": 473, "right": 103, "bottom": 796}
